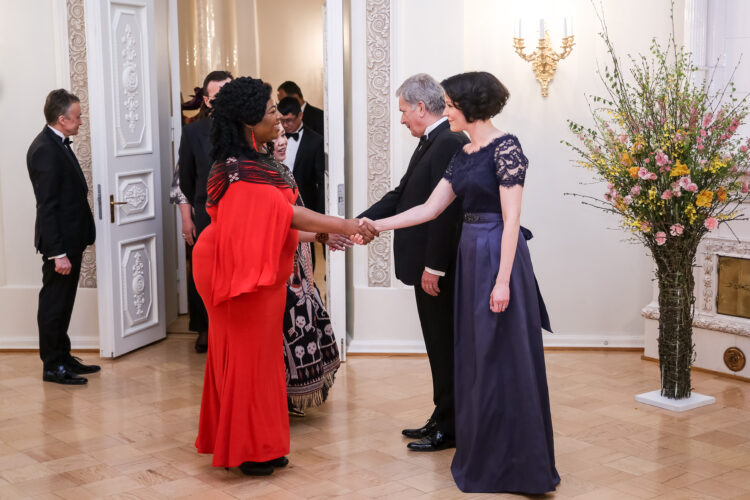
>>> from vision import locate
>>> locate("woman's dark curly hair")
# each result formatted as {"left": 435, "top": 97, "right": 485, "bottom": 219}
{"left": 440, "top": 72, "right": 509, "bottom": 123}
{"left": 210, "top": 76, "right": 272, "bottom": 162}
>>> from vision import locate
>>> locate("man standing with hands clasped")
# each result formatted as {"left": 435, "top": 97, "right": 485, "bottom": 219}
{"left": 359, "top": 74, "right": 468, "bottom": 451}
{"left": 27, "top": 89, "right": 98, "bottom": 385}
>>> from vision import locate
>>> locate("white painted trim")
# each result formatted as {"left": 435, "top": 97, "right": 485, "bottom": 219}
{"left": 542, "top": 332, "right": 644, "bottom": 349}
{"left": 325, "top": 0, "right": 348, "bottom": 360}
{"left": 0, "top": 336, "right": 99, "bottom": 350}
{"left": 347, "top": 332, "right": 644, "bottom": 353}
{"left": 168, "top": 0, "right": 187, "bottom": 314}
{"left": 347, "top": 338, "right": 427, "bottom": 354}
{"left": 52, "top": 0, "right": 71, "bottom": 89}
{"left": 86, "top": 0, "right": 117, "bottom": 358}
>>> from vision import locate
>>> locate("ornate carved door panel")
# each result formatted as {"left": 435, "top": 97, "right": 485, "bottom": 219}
{"left": 87, "top": 0, "right": 167, "bottom": 357}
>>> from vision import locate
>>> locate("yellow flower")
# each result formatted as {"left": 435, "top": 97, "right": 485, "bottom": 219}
{"left": 708, "top": 157, "right": 726, "bottom": 174}
{"left": 648, "top": 186, "right": 658, "bottom": 200}
{"left": 717, "top": 187, "right": 728, "bottom": 203}
{"left": 695, "top": 190, "right": 714, "bottom": 208}
{"left": 621, "top": 152, "right": 633, "bottom": 167}
{"left": 684, "top": 204, "right": 697, "bottom": 223}
{"left": 670, "top": 160, "right": 690, "bottom": 177}
{"left": 629, "top": 167, "right": 639, "bottom": 179}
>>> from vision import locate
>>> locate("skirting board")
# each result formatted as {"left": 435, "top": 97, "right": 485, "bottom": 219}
{"left": 0, "top": 336, "right": 99, "bottom": 350}
{"left": 347, "top": 332, "right": 644, "bottom": 354}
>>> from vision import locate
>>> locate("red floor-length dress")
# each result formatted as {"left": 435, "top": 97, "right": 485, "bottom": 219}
{"left": 193, "top": 179, "right": 298, "bottom": 467}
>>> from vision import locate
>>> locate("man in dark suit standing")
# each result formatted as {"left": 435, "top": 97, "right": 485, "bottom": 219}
{"left": 359, "top": 74, "right": 468, "bottom": 451}
{"left": 178, "top": 70, "right": 232, "bottom": 353}
{"left": 278, "top": 96, "right": 325, "bottom": 215}
{"left": 27, "top": 89, "right": 98, "bottom": 385}
{"left": 277, "top": 81, "right": 325, "bottom": 139}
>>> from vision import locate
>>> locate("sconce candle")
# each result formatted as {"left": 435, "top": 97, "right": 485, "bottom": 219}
{"left": 513, "top": 19, "right": 575, "bottom": 97}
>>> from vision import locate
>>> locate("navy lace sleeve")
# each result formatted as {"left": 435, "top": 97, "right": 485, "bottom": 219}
{"left": 494, "top": 135, "right": 528, "bottom": 188}
{"left": 443, "top": 153, "right": 457, "bottom": 183}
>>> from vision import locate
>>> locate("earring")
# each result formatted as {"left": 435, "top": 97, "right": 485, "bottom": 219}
{"left": 251, "top": 130, "right": 257, "bottom": 151}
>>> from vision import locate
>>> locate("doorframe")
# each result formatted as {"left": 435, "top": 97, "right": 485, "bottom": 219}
{"left": 324, "top": 0, "right": 348, "bottom": 360}
{"left": 168, "top": 0, "right": 188, "bottom": 315}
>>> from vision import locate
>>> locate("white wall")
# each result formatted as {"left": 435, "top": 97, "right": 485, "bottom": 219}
{"left": 0, "top": 0, "right": 99, "bottom": 348}
{"left": 349, "top": 0, "right": 686, "bottom": 351}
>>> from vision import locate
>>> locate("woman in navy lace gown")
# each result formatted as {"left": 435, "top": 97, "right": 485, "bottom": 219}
{"left": 369, "top": 72, "right": 559, "bottom": 494}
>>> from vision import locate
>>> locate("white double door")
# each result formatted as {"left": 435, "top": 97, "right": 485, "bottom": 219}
{"left": 87, "top": 0, "right": 166, "bottom": 357}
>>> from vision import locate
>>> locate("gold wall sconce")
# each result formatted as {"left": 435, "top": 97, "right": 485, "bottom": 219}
{"left": 513, "top": 19, "right": 575, "bottom": 97}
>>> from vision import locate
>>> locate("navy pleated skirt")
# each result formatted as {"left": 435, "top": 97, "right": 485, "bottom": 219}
{"left": 450, "top": 212, "right": 559, "bottom": 494}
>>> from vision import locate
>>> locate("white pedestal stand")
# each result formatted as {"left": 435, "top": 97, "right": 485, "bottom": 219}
{"left": 635, "top": 390, "right": 716, "bottom": 412}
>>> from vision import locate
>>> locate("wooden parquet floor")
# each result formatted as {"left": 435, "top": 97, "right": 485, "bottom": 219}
{"left": 1, "top": 336, "right": 750, "bottom": 499}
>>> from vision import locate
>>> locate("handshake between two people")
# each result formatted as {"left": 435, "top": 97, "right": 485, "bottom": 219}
{"left": 291, "top": 206, "right": 383, "bottom": 248}
{"left": 340, "top": 217, "right": 380, "bottom": 245}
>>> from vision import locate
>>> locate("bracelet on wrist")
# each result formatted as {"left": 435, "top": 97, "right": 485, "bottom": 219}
{"left": 315, "top": 233, "right": 329, "bottom": 243}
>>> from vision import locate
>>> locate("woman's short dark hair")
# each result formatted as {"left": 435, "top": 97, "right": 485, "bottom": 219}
{"left": 44, "top": 89, "right": 79, "bottom": 125}
{"left": 440, "top": 72, "right": 509, "bottom": 123}
{"left": 210, "top": 76, "right": 272, "bottom": 162}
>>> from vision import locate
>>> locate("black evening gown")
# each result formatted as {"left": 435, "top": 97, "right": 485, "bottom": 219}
{"left": 444, "top": 135, "right": 559, "bottom": 494}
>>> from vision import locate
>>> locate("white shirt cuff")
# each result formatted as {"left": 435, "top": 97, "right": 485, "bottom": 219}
{"left": 49, "top": 253, "right": 67, "bottom": 260}
{"left": 424, "top": 267, "right": 445, "bottom": 277}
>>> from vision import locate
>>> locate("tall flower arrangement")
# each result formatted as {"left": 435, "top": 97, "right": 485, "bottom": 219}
{"left": 565, "top": 8, "right": 749, "bottom": 399}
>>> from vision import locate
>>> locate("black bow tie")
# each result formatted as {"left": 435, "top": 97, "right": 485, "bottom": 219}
{"left": 288, "top": 132, "right": 300, "bottom": 142}
{"left": 63, "top": 137, "right": 72, "bottom": 146}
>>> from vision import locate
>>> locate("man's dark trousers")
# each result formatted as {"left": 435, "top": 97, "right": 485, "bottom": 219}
{"left": 38, "top": 254, "right": 82, "bottom": 369}
{"left": 414, "top": 266, "right": 456, "bottom": 438}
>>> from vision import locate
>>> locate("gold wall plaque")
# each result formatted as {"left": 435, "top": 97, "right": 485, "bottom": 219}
{"left": 723, "top": 347, "right": 746, "bottom": 372}
{"left": 717, "top": 256, "right": 750, "bottom": 319}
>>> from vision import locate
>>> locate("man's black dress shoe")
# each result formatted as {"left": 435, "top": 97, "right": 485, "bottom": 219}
{"left": 402, "top": 418, "right": 437, "bottom": 439}
{"left": 66, "top": 356, "right": 101, "bottom": 374}
{"left": 265, "top": 456, "right": 289, "bottom": 468}
{"left": 407, "top": 430, "right": 455, "bottom": 451}
{"left": 43, "top": 365, "right": 88, "bottom": 385}
{"left": 195, "top": 331, "right": 208, "bottom": 353}
{"left": 238, "top": 461, "right": 274, "bottom": 476}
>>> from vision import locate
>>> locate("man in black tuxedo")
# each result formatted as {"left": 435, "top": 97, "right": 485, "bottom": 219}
{"left": 277, "top": 81, "right": 324, "bottom": 139}
{"left": 27, "top": 89, "right": 98, "bottom": 385}
{"left": 359, "top": 74, "right": 468, "bottom": 451}
{"left": 178, "top": 71, "right": 232, "bottom": 353}
{"left": 278, "top": 96, "right": 325, "bottom": 215}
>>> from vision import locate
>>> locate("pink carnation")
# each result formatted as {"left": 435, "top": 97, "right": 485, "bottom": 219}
{"left": 630, "top": 185, "right": 642, "bottom": 196}
{"left": 655, "top": 232, "right": 667, "bottom": 246}
{"left": 655, "top": 151, "right": 670, "bottom": 167}
{"left": 661, "top": 190, "right": 673, "bottom": 200}
{"left": 670, "top": 224, "right": 684, "bottom": 236}
{"left": 623, "top": 195, "right": 633, "bottom": 205}
{"left": 704, "top": 217, "right": 719, "bottom": 231}
{"left": 740, "top": 145, "right": 748, "bottom": 153}
{"left": 687, "top": 183, "right": 699, "bottom": 193}
{"left": 678, "top": 177, "right": 692, "bottom": 189}
{"left": 640, "top": 222, "right": 652, "bottom": 232}
{"left": 698, "top": 144, "right": 705, "bottom": 151}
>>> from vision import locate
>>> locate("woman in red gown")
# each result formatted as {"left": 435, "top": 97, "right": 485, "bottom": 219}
{"left": 192, "top": 77, "right": 375, "bottom": 476}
